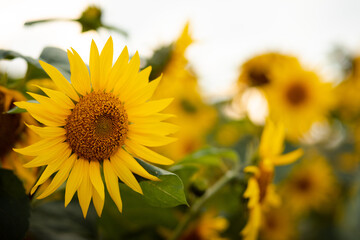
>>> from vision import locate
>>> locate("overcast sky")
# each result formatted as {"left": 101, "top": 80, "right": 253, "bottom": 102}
{"left": 1, "top": 0, "right": 360, "bottom": 95}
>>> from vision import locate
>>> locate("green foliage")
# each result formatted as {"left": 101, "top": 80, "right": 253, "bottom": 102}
{"left": 144, "top": 44, "right": 173, "bottom": 80}
{"left": 28, "top": 200, "right": 97, "bottom": 240}
{"left": 40, "top": 47, "right": 71, "bottom": 80}
{"left": 177, "top": 147, "right": 239, "bottom": 167}
{"left": 135, "top": 158, "right": 188, "bottom": 208}
{"left": 0, "top": 169, "right": 30, "bottom": 240}
{"left": 24, "top": 6, "right": 128, "bottom": 37}
{"left": 98, "top": 185, "right": 177, "bottom": 240}
{"left": 0, "top": 47, "right": 70, "bottom": 91}
{"left": 170, "top": 147, "right": 241, "bottom": 203}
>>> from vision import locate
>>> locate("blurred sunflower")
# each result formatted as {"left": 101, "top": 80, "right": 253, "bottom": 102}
{"left": 280, "top": 155, "right": 337, "bottom": 215}
{"left": 237, "top": 53, "right": 301, "bottom": 89}
{"left": 335, "top": 56, "right": 360, "bottom": 121}
{"left": 264, "top": 68, "right": 336, "bottom": 141}
{"left": 241, "top": 120, "right": 303, "bottom": 240}
{"left": 180, "top": 210, "right": 229, "bottom": 240}
{"left": 214, "top": 122, "right": 243, "bottom": 147}
{"left": 151, "top": 23, "right": 217, "bottom": 160}
{"left": 260, "top": 206, "right": 296, "bottom": 240}
{"left": 0, "top": 85, "right": 39, "bottom": 192}
{"left": 14, "top": 36, "right": 176, "bottom": 217}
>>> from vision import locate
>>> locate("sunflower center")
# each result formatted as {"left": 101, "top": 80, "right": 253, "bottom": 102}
{"left": 65, "top": 91, "right": 128, "bottom": 161}
{"left": 248, "top": 70, "right": 270, "bottom": 86}
{"left": 265, "top": 214, "right": 279, "bottom": 230}
{"left": 0, "top": 91, "right": 23, "bottom": 159}
{"left": 295, "top": 177, "right": 312, "bottom": 192}
{"left": 285, "top": 82, "right": 308, "bottom": 106}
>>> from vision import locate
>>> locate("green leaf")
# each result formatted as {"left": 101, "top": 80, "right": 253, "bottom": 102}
{"left": 29, "top": 200, "right": 97, "bottom": 240}
{"left": 0, "top": 169, "right": 30, "bottom": 240}
{"left": 169, "top": 164, "right": 198, "bottom": 189}
{"left": 98, "top": 186, "right": 177, "bottom": 240}
{"left": 39, "top": 47, "right": 71, "bottom": 80}
{"left": 6, "top": 106, "right": 27, "bottom": 114}
{"left": 176, "top": 147, "right": 239, "bottom": 167}
{"left": 0, "top": 49, "right": 40, "bottom": 67}
{"left": 144, "top": 44, "right": 173, "bottom": 81}
{"left": 0, "top": 47, "right": 71, "bottom": 83}
{"left": 135, "top": 158, "right": 188, "bottom": 208}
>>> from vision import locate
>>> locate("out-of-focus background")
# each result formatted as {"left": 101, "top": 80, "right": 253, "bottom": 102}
{"left": 2, "top": 2, "right": 360, "bottom": 240}
{"left": 1, "top": 0, "right": 360, "bottom": 95}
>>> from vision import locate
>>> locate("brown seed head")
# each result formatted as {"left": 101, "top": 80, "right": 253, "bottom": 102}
{"left": 65, "top": 91, "right": 128, "bottom": 161}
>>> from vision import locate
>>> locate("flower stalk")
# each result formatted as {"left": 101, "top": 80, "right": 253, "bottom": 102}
{"left": 170, "top": 164, "right": 242, "bottom": 240}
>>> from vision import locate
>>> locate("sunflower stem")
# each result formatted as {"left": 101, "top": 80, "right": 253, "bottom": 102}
{"left": 169, "top": 165, "right": 241, "bottom": 240}
{"left": 24, "top": 18, "right": 75, "bottom": 26}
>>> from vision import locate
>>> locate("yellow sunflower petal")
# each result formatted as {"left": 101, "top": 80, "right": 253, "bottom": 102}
{"left": 89, "top": 161, "right": 105, "bottom": 200}
{"left": 65, "top": 158, "right": 85, "bottom": 207}
{"left": 23, "top": 142, "right": 69, "bottom": 168}
{"left": 92, "top": 185, "right": 104, "bottom": 217}
{"left": 110, "top": 156, "right": 143, "bottom": 195}
{"left": 125, "top": 139, "right": 174, "bottom": 165}
{"left": 103, "top": 159, "right": 122, "bottom": 212}
{"left": 37, "top": 154, "right": 76, "bottom": 199}
{"left": 113, "top": 149, "right": 159, "bottom": 181}
{"left": 128, "top": 122, "right": 179, "bottom": 136}
{"left": 113, "top": 51, "right": 140, "bottom": 96}
{"left": 271, "top": 148, "right": 303, "bottom": 166}
{"left": 77, "top": 160, "right": 92, "bottom": 218}
{"left": 15, "top": 101, "right": 66, "bottom": 126}
{"left": 25, "top": 124, "right": 66, "bottom": 139}
{"left": 128, "top": 132, "right": 176, "bottom": 147}
{"left": 27, "top": 92, "right": 71, "bottom": 117}
{"left": 99, "top": 36, "right": 113, "bottom": 90}
{"left": 127, "top": 98, "right": 173, "bottom": 117}
{"left": 121, "top": 66, "right": 151, "bottom": 102}
{"left": 129, "top": 113, "right": 175, "bottom": 124}
{"left": 259, "top": 120, "right": 274, "bottom": 157}
{"left": 125, "top": 74, "right": 161, "bottom": 108}
{"left": 107, "top": 46, "right": 129, "bottom": 92}
{"left": 244, "top": 177, "right": 260, "bottom": 208}
{"left": 271, "top": 123, "right": 285, "bottom": 156}
{"left": 14, "top": 136, "right": 66, "bottom": 156}
{"left": 244, "top": 166, "right": 260, "bottom": 175}
{"left": 68, "top": 48, "right": 91, "bottom": 95}
{"left": 31, "top": 146, "right": 72, "bottom": 195}
{"left": 135, "top": 66, "right": 152, "bottom": 88}
{"left": 33, "top": 85, "right": 75, "bottom": 109}
{"left": 39, "top": 60, "right": 79, "bottom": 101}
{"left": 90, "top": 40, "right": 101, "bottom": 91}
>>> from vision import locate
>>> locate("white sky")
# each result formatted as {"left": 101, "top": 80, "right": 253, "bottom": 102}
{"left": 1, "top": 0, "right": 360, "bottom": 96}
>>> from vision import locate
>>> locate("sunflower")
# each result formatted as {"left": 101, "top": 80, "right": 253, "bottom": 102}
{"left": 259, "top": 206, "right": 296, "bottom": 240}
{"left": 237, "top": 53, "right": 301, "bottom": 88}
{"left": 241, "top": 120, "right": 303, "bottom": 240}
{"left": 335, "top": 56, "right": 360, "bottom": 121}
{"left": 280, "top": 155, "right": 337, "bottom": 215}
{"left": 151, "top": 23, "right": 217, "bottom": 160}
{"left": 264, "top": 68, "right": 335, "bottom": 141}
{"left": 14, "top": 36, "right": 177, "bottom": 217}
{"left": 180, "top": 210, "right": 229, "bottom": 240}
{"left": 0, "top": 85, "right": 39, "bottom": 192}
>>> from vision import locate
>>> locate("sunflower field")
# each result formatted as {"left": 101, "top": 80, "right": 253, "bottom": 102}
{"left": 1, "top": 2, "right": 360, "bottom": 240}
